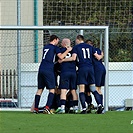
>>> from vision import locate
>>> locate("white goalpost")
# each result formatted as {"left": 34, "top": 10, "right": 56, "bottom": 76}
{"left": 0, "top": 26, "right": 109, "bottom": 112}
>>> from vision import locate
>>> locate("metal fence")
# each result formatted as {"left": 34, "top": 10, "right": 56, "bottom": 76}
{"left": 0, "top": 69, "right": 17, "bottom": 99}
{"left": 0, "top": 27, "right": 132, "bottom": 111}
{"left": 0, "top": 69, "right": 17, "bottom": 107}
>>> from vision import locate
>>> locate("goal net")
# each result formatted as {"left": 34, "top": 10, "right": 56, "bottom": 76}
{"left": 0, "top": 26, "right": 109, "bottom": 111}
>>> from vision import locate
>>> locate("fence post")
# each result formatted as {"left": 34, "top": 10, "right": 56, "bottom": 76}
{"left": 0, "top": 70, "right": 1, "bottom": 98}
{"left": 6, "top": 70, "right": 9, "bottom": 98}
{"left": 10, "top": 69, "right": 12, "bottom": 98}
{"left": 13, "top": 70, "right": 17, "bottom": 99}
{"left": 2, "top": 70, "right": 5, "bottom": 99}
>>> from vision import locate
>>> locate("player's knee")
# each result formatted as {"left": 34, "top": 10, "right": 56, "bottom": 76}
{"left": 49, "top": 89, "right": 55, "bottom": 94}
{"left": 96, "top": 87, "right": 102, "bottom": 94}
{"left": 36, "top": 89, "right": 43, "bottom": 95}
{"left": 60, "top": 89, "right": 67, "bottom": 95}
{"left": 89, "top": 85, "right": 96, "bottom": 92}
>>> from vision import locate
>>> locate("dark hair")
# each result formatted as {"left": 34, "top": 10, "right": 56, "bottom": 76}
{"left": 85, "top": 39, "right": 93, "bottom": 44}
{"left": 49, "top": 35, "right": 59, "bottom": 42}
{"left": 76, "top": 35, "right": 84, "bottom": 41}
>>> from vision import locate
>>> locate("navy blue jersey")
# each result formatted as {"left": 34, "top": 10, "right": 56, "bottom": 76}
{"left": 92, "top": 47, "right": 106, "bottom": 87}
{"left": 72, "top": 43, "right": 95, "bottom": 68}
{"left": 39, "top": 44, "right": 61, "bottom": 71}
{"left": 54, "top": 56, "right": 61, "bottom": 86}
{"left": 92, "top": 47, "right": 106, "bottom": 71}
{"left": 37, "top": 44, "right": 61, "bottom": 89}
{"left": 54, "top": 56, "right": 61, "bottom": 75}
{"left": 59, "top": 47, "right": 77, "bottom": 90}
{"left": 60, "top": 47, "right": 76, "bottom": 73}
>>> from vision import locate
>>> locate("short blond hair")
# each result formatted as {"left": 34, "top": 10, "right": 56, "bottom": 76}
{"left": 62, "top": 38, "right": 71, "bottom": 47}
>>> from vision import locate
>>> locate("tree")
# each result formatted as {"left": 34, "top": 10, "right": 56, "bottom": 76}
{"left": 43, "top": 0, "right": 132, "bottom": 61}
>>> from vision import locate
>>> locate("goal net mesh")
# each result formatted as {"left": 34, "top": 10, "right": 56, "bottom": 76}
{"left": 0, "top": 28, "right": 107, "bottom": 109}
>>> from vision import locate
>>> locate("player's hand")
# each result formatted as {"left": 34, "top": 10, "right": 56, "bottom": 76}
{"left": 58, "top": 59, "right": 64, "bottom": 63}
{"left": 94, "top": 53, "right": 101, "bottom": 60}
{"left": 66, "top": 46, "right": 72, "bottom": 52}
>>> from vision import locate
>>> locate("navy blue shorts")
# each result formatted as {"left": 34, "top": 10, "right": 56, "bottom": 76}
{"left": 38, "top": 69, "right": 56, "bottom": 89}
{"left": 77, "top": 67, "right": 95, "bottom": 85}
{"left": 94, "top": 69, "right": 106, "bottom": 87}
{"left": 59, "top": 72, "right": 77, "bottom": 90}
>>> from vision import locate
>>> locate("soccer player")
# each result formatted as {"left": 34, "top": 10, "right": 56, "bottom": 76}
{"left": 33, "top": 35, "right": 72, "bottom": 114}
{"left": 85, "top": 39, "right": 106, "bottom": 114}
{"left": 56, "top": 38, "right": 78, "bottom": 114}
{"left": 60, "top": 35, "right": 103, "bottom": 114}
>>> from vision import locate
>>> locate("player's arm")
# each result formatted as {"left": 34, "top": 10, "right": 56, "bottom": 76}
{"left": 100, "top": 51, "right": 104, "bottom": 58}
{"left": 58, "top": 53, "right": 77, "bottom": 63}
{"left": 94, "top": 51, "right": 103, "bottom": 60}
{"left": 57, "top": 47, "right": 72, "bottom": 59}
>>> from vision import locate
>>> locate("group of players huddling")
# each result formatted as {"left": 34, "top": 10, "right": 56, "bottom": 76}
{"left": 31, "top": 34, "right": 106, "bottom": 114}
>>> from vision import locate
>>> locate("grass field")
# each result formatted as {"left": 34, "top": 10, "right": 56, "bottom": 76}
{"left": 0, "top": 111, "right": 133, "bottom": 133}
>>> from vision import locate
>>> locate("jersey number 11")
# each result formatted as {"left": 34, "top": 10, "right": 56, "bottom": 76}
{"left": 82, "top": 48, "right": 90, "bottom": 59}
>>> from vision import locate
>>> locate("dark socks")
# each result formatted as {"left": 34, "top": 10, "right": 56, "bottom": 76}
{"left": 73, "top": 100, "right": 78, "bottom": 106}
{"left": 85, "top": 95, "right": 92, "bottom": 105}
{"left": 79, "top": 92, "right": 86, "bottom": 109}
{"left": 57, "top": 94, "right": 61, "bottom": 107}
{"left": 34, "top": 95, "right": 41, "bottom": 109}
{"left": 92, "top": 91, "right": 101, "bottom": 105}
{"left": 60, "top": 99, "right": 66, "bottom": 106}
{"left": 100, "top": 94, "right": 103, "bottom": 105}
{"left": 46, "top": 92, "right": 55, "bottom": 109}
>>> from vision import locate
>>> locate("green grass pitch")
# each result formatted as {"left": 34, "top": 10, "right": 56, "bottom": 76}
{"left": 0, "top": 111, "right": 133, "bottom": 133}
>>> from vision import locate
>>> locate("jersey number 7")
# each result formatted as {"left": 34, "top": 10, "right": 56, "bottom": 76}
{"left": 43, "top": 49, "right": 49, "bottom": 59}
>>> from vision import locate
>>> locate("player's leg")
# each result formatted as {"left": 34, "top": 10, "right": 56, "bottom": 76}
{"left": 43, "top": 72, "right": 56, "bottom": 114}
{"left": 56, "top": 73, "right": 68, "bottom": 114}
{"left": 96, "top": 86, "right": 102, "bottom": 94}
{"left": 98, "top": 70, "right": 106, "bottom": 106}
{"left": 33, "top": 71, "right": 45, "bottom": 113}
{"left": 77, "top": 68, "right": 89, "bottom": 114}
{"left": 55, "top": 89, "right": 62, "bottom": 113}
{"left": 51, "top": 87, "right": 61, "bottom": 113}
{"left": 45, "top": 88, "right": 55, "bottom": 108}
{"left": 54, "top": 74, "right": 61, "bottom": 111}
{"left": 95, "top": 70, "right": 103, "bottom": 102}
{"left": 70, "top": 73, "right": 78, "bottom": 113}
{"left": 79, "top": 84, "right": 87, "bottom": 114}
{"left": 94, "top": 70, "right": 105, "bottom": 113}
{"left": 85, "top": 90, "right": 94, "bottom": 113}
{"left": 90, "top": 85, "right": 102, "bottom": 104}
{"left": 32, "top": 89, "right": 44, "bottom": 113}
{"left": 71, "top": 89, "right": 78, "bottom": 113}
{"left": 90, "top": 85, "right": 104, "bottom": 114}
{"left": 88, "top": 68, "right": 103, "bottom": 114}
{"left": 30, "top": 100, "right": 35, "bottom": 112}
{"left": 55, "top": 86, "right": 61, "bottom": 108}
{"left": 85, "top": 85, "right": 92, "bottom": 106}
{"left": 58, "top": 88, "right": 67, "bottom": 113}
{"left": 86, "top": 92, "right": 92, "bottom": 105}
{"left": 65, "top": 91, "right": 74, "bottom": 113}
{"left": 43, "top": 89, "right": 55, "bottom": 114}
{"left": 96, "top": 86, "right": 103, "bottom": 105}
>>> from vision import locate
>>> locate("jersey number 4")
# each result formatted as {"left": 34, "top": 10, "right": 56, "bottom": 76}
{"left": 82, "top": 48, "right": 90, "bottom": 59}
